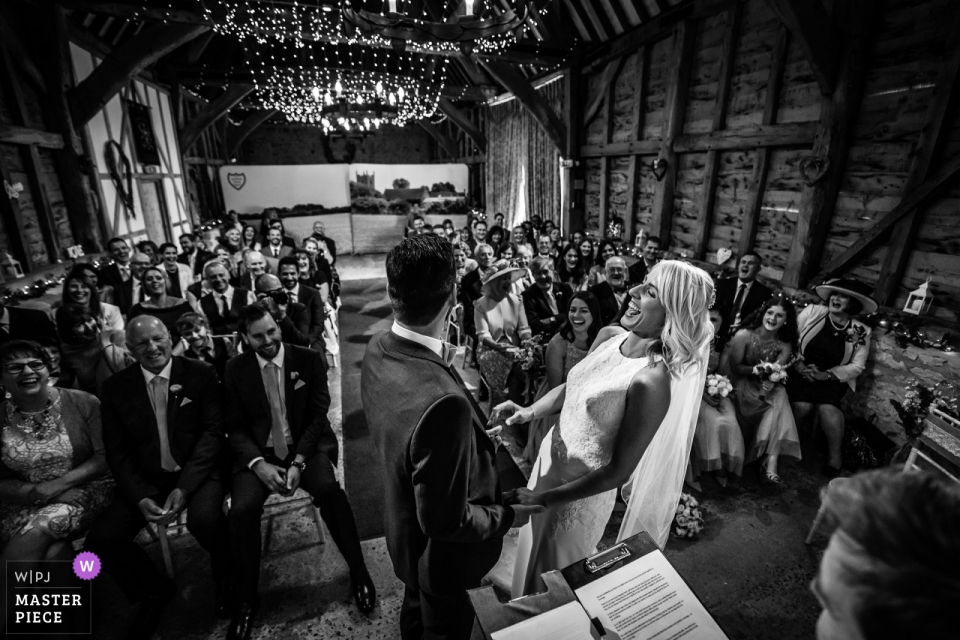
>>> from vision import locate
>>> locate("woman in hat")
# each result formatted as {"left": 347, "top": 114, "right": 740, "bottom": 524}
{"left": 474, "top": 259, "right": 534, "bottom": 412}
{"left": 788, "top": 278, "right": 877, "bottom": 478}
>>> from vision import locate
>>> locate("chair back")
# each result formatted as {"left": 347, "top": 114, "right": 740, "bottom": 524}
{"left": 905, "top": 408, "right": 960, "bottom": 482}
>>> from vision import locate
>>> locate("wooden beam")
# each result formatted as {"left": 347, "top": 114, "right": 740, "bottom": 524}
{"left": 623, "top": 46, "right": 647, "bottom": 244}
{"left": 783, "top": 0, "right": 877, "bottom": 287}
{"left": 481, "top": 60, "right": 565, "bottom": 152}
{"left": 437, "top": 99, "right": 486, "bottom": 153}
{"left": 692, "top": 1, "right": 740, "bottom": 259}
{"left": 57, "top": 1, "right": 212, "bottom": 25}
{"left": 562, "top": 48, "right": 584, "bottom": 235}
{"left": 650, "top": 20, "right": 696, "bottom": 245}
{"left": 0, "top": 124, "right": 65, "bottom": 149}
{"left": 179, "top": 84, "right": 254, "bottom": 152}
{"left": 766, "top": 0, "right": 840, "bottom": 95}
{"left": 581, "top": 122, "right": 818, "bottom": 157}
{"left": 227, "top": 109, "right": 278, "bottom": 158}
{"left": 70, "top": 22, "right": 208, "bottom": 127}
{"left": 738, "top": 26, "right": 790, "bottom": 260}
{"left": 0, "top": 5, "right": 47, "bottom": 95}
{"left": 583, "top": 57, "right": 626, "bottom": 126}
{"left": 420, "top": 121, "right": 459, "bottom": 159}
{"left": 873, "top": 8, "right": 960, "bottom": 304}
{"left": 598, "top": 54, "right": 622, "bottom": 236}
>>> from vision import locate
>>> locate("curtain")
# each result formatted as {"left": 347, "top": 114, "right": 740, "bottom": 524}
{"left": 485, "top": 78, "right": 563, "bottom": 227}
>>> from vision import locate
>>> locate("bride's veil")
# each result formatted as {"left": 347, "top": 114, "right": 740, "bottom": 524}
{"left": 617, "top": 338, "right": 711, "bottom": 548}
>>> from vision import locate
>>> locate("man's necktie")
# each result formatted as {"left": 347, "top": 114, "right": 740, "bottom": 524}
{"left": 148, "top": 377, "right": 178, "bottom": 471}
{"left": 730, "top": 284, "right": 746, "bottom": 325}
{"left": 546, "top": 289, "right": 559, "bottom": 316}
{"left": 218, "top": 293, "right": 228, "bottom": 316}
{"left": 287, "top": 291, "right": 297, "bottom": 305}
{"left": 264, "top": 362, "right": 289, "bottom": 460}
{"left": 120, "top": 265, "right": 130, "bottom": 282}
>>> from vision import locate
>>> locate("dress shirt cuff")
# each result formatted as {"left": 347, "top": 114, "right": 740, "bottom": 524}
{"left": 248, "top": 456, "right": 265, "bottom": 469}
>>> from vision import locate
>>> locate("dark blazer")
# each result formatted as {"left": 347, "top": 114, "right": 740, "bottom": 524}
{"left": 290, "top": 285, "right": 325, "bottom": 339}
{"left": 627, "top": 258, "right": 658, "bottom": 286}
{"left": 589, "top": 280, "right": 630, "bottom": 327}
{"left": 715, "top": 277, "right": 773, "bottom": 326}
{"left": 1, "top": 306, "right": 58, "bottom": 345}
{"left": 100, "top": 357, "right": 224, "bottom": 506}
{"left": 282, "top": 301, "right": 324, "bottom": 353}
{"left": 99, "top": 262, "right": 125, "bottom": 289}
{"left": 181, "top": 336, "right": 236, "bottom": 382}
{"left": 361, "top": 331, "right": 513, "bottom": 592}
{"left": 458, "top": 268, "right": 483, "bottom": 335}
{"left": 178, "top": 249, "right": 214, "bottom": 277}
{"left": 109, "top": 277, "right": 142, "bottom": 316}
{"left": 200, "top": 287, "right": 253, "bottom": 335}
{"left": 522, "top": 282, "right": 574, "bottom": 340}
{"left": 224, "top": 343, "right": 336, "bottom": 469}
{"left": 311, "top": 233, "right": 337, "bottom": 265}
{"left": 230, "top": 272, "right": 259, "bottom": 292}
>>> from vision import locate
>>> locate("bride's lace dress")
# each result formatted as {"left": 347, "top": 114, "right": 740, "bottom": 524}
{"left": 511, "top": 333, "right": 655, "bottom": 597}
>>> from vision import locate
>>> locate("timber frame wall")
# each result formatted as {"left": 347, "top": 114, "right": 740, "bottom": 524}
{"left": 482, "top": 0, "right": 960, "bottom": 320}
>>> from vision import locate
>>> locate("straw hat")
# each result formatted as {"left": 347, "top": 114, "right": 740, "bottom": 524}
{"left": 815, "top": 278, "right": 878, "bottom": 315}
{"left": 479, "top": 259, "right": 525, "bottom": 287}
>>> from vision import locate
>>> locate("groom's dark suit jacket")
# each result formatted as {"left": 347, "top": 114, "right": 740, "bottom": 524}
{"left": 361, "top": 331, "right": 515, "bottom": 593}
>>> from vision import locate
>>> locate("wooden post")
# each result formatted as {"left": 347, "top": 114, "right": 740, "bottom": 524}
{"left": 873, "top": 9, "right": 960, "bottom": 304}
{"left": 597, "top": 56, "right": 623, "bottom": 237}
{"left": 623, "top": 46, "right": 647, "bottom": 245}
{"left": 419, "top": 121, "right": 459, "bottom": 159}
{"left": 481, "top": 60, "right": 566, "bottom": 153}
{"left": 765, "top": 0, "right": 840, "bottom": 95}
{"left": 437, "top": 99, "right": 487, "bottom": 153}
{"left": 782, "top": 0, "right": 877, "bottom": 288}
{"left": 179, "top": 84, "right": 254, "bottom": 153}
{"left": 562, "top": 48, "right": 584, "bottom": 236}
{"left": 649, "top": 20, "right": 696, "bottom": 246}
{"left": 692, "top": 2, "right": 740, "bottom": 260}
{"left": 737, "top": 25, "right": 789, "bottom": 260}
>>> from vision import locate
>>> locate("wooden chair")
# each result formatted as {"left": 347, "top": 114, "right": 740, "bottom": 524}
{"left": 805, "top": 408, "right": 960, "bottom": 544}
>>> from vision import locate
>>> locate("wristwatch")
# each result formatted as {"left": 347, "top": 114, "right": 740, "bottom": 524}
{"left": 289, "top": 460, "right": 306, "bottom": 472}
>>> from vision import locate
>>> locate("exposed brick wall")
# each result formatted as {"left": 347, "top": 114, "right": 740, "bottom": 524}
{"left": 239, "top": 123, "right": 432, "bottom": 165}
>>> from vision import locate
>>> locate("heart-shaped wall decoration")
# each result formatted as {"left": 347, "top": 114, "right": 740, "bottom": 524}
{"left": 799, "top": 156, "right": 830, "bottom": 186}
{"left": 716, "top": 247, "right": 732, "bottom": 265}
{"left": 651, "top": 158, "right": 669, "bottom": 181}
{"left": 227, "top": 173, "right": 246, "bottom": 190}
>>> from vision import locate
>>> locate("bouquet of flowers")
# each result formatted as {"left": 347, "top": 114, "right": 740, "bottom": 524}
{"left": 513, "top": 335, "right": 543, "bottom": 371}
{"left": 672, "top": 493, "right": 704, "bottom": 539}
{"left": 753, "top": 361, "right": 788, "bottom": 401}
{"left": 705, "top": 373, "right": 733, "bottom": 398}
{"left": 894, "top": 379, "right": 960, "bottom": 438}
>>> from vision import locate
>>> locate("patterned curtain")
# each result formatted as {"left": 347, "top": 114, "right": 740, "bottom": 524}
{"left": 485, "top": 78, "right": 563, "bottom": 226}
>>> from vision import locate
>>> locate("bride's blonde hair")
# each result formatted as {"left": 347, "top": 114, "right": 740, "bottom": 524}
{"left": 646, "top": 260, "right": 714, "bottom": 376}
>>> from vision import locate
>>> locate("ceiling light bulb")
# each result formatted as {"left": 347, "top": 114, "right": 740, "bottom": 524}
{"left": 397, "top": 87, "right": 405, "bottom": 101}
{"left": 335, "top": 80, "right": 343, "bottom": 96}
{"left": 311, "top": 86, "right": 320, "bottom": 100}
{"left": 376, "top": 81, "right": 383, "bottom": 95}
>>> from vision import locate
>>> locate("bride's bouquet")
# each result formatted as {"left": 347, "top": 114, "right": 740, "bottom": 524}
{"left": 672, "top": 493, "right": 704, "bottom": 539}
{"left": 705, "top": 373, "right": 733, "bottom": 399}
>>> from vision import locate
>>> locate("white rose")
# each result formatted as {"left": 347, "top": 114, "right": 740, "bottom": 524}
{"left": 770, "top": 372, "right": 782, "bottom": 382}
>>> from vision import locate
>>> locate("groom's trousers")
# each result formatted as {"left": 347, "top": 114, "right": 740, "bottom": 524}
{"left": 401, "top": 584, "right": 475, "bottom": 640}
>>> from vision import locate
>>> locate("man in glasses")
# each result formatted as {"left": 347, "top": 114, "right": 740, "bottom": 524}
{"left": 253, "top": 274, "right": 322, "bottom": 353}
{"left": 589, "top": 256, "right": 632, "bottom": 326}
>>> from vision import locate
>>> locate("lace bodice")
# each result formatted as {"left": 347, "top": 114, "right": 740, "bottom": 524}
{"left": 553, "top": 333, "right": 655, "bottom": 480}
{"left": 563, "top": 341, "right": 588, "bottom": 379}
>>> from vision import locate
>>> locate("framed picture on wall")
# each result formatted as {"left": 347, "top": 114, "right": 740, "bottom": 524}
{"left": 124, "top": 98, "right": 161, "bottom": 166}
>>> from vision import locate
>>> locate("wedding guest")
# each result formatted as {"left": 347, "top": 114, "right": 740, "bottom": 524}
{"left": 571, "top": 230, "right": 584, "bottom": 247}
{"left": 514, "top": 245, "right": 534, "bottom": 294}
{"left": 241, "top": 225, "right": 262, "bottom": 252}
{"left": 263, "top": 227, "right": 292, "bottom": 265}
{"left": 56, "top": 270, "right": 124, "bottom": 332}
{"left": 811, "top": 468, "right": 960, "bottom": 640}
{"left": 309, "top": 220, "right": 337, "bottom": 265}
{"left": 34, "top": 337, "right": 62, "bottom": 387}
{"left": 715, "top": 252, "right": 772, "bottom": 332}
{"left": 548, "top": 227, "right": 562, "bottom": 249}
{"left": 722, "top": 295, "right": 801, "bottom": 484}
{"left": 496, "top": 241, "right": 518, "bottom": 261}
{"left": 524, "top": 292, "right": 599, "bottom": 463}
{"left": 225, "top": 305, "right": 375, "bottom": 638}
{"left": 536, "top": 234, "right": 556, "bottom": 261}
{"left": 578, "top": 237, "right": 596, "bottom": 274}
{"left": 0, "top": 341, "right": 113, "bottom": 632}
{"left": 214, "top": 244, "right": 239, "bottom": 279}
{"left": 453, "top": 243, "right": 477, "bottom": 284}
{"left": 268, "top": 219, "right": 297, "bottom": 249}
{"left": 474, "top": 260, "right": 533, "bottom": 411}
{"left": 129, "top": 267, "right": 198, "bottom": 341}
{"left": 221, "top": 227, "right": 244, "bottom": 257}
{"left": 72, "top": 262, "right": 116, "bottom": 307}
{"left": 688, "top": 305, "right": 744, "bottom": 489}
{"left": 627, "top": 235, "right": 661, "bottom": 284}
{"left": 86, "top": 316, "right": 229, "bottom": 637}
{"left": 522, "top": 256, "right": 573, "bottom": 341}
{"left": 558, "top": 244, "right": 586, "bottom": 290}
{"left": 789, "top": 279, "right": 876, "bottom": 478}
{"left": 441, "top": 219, "right": 455, "bottom": 241}
{"left": 292, "top": 248, "right": 329, "bottom": 298}
{"left": 512, "top": 225, "right": 533, "bottom": 255}
{"left": 136, "top": 240, "right": 160, "bottom": 265}
{"left": 487, "top": 225, "right": 506, "bottom": 249}
{"left": 159, "top": 242, "right": 194, "bottom": 299}
{"left": 99, "top": 237, "right": 133, "bottom": 294}
{"left": 232, "top": 251, "right": 269, "bottom": 291}
{"left": 55, "top": 304, "right": 132, "bottom": 397}
{"left": 174, "top": 312, "right": 237, "bottom": 381}
{"left": 278, "top": 257, "right": 327, "bottom": 346}
{"left": 178, "top": 233, "right": 214, "bottom": 279}
{"left": 459, "top": 243, "right": 495, "bottom": 338}
{"left": 199, "top": 262, "right": 256, "bottom": 336}
{"left": 494, "top": 212, "right": 505, "bottom": 228}
{"left": 307, "top": 240, "right": 340, "bottom": 306}
{"left": 406, "top": 215, "right": 425, "bottom": 238}
{"left": 460, "top": 224, "right": 474, "bottom": 252}
{"left": 589, "top": 257, "right": 631, "bottom": 326}
{"left": 254, "top": 275, "right": 320, "bottom": 351}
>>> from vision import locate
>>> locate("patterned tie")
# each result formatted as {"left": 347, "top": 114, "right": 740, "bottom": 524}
{"left": 263, "top": 362, "right": 289, "bottom": 460}
{"left": 148, "top": 377, "right": 178, "bottom": 472}
{"left": 730, "top": 284, "right": 747, "bottom": 325}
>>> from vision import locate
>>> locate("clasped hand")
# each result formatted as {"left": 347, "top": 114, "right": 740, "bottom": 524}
{"left": 138, "top": 488, "right": 186, "bottom": 526}
{"left": 490, "top": 401, "right": 534, "bottom": 426}
{"left": 253, "top": 460, "right": 300, "bottom": 495}
{"left": 502, "top": 489, "right": 547, "bottom": 527}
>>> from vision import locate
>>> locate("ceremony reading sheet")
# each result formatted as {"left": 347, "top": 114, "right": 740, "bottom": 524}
{"left": 490, "top": 601, "right": 598, "bottom": 640}
{"left": 574, "top": 549, "right": 729, "bottom": 640}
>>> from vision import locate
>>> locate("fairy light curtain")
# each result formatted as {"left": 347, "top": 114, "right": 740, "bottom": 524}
{"left": 485, "top": 79, "right": 562, "bottom": 226}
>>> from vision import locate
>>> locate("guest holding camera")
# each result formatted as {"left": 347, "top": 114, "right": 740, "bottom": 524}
{"left": 788, "top": 279, "right": 876, "bottom": 478}
{"left": 255, "top": 274, "right": 322, "bottom": 352}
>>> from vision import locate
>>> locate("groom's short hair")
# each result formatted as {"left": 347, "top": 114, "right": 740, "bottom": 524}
{"left": 387, "top": 234, "right": 456, "bottom": 326}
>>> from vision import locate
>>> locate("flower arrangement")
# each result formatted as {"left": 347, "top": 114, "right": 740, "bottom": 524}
{"left": 672, "top": 493, "right": 704, "bottom": 539}
{"left": 705, "top": 373, "right": 733, "bottom": 398}
{"left": 513, "top": 336, "right": 543, "bottom": 371}
{"left": 752, "top": 361, "right": 789, "bottom": 384}
{"left": 892, "top": 379, "right": 959, "bottom": 438}
{"left": 169, "top": 384, "right": 182, "bottom": 395}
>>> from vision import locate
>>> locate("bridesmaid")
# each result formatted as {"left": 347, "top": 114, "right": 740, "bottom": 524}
{"left": 721, "top": 295, "right": 801, "bottom": 484}
{"left": 524, "top": 292, "right": 601, "bottom": 463}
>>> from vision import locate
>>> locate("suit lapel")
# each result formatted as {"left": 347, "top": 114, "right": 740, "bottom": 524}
{"left": 246, "top": 351, "right": 271, "bottom": 418}
{"left": 166, "top": 358, "right": 182, "bottom": 456}
{"left": 283, "top": 345, "right": 298, "bottom": 431}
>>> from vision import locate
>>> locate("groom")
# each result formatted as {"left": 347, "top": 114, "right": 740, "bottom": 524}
{"left": 362, "top": 234, "right": 541, "bottom": 640}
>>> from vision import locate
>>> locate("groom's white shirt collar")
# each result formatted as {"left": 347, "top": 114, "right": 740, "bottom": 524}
{"left": 391, "top": 321, "right": 442, "bottom": 357}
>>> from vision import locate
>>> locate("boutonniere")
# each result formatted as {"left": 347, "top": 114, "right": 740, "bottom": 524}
{"left": 169, "top": 384, "right": 183, "bottom": 395}
{"left": 289, "top": 371, "right": 299, "bottom": 381}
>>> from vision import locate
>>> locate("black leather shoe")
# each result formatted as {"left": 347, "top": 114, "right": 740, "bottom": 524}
{"left": 351, "top": 570, "right": 377, "bottom": 615}
{"left": 215, "top": 578, "right": 235, "bottom": 619}
{"left": 125, "top": 581, "right": 175, "bottom": 640}
{"left": 226, "top": 600, "right": 259, "bottom": 640}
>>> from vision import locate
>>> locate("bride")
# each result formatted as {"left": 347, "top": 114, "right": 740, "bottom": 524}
{"left": 492, "top": 260, "right": 713, "bottom": 597}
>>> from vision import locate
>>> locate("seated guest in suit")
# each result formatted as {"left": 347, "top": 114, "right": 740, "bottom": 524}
{"left": 458, "top": 243, "right": 495, "bottom": 339}
{"left": 587, "top": 240, "right": 618, "bottom": 287}
{"left": 310, "top": 220, "right": 337, "bottom": 266}
{"left": 588, "top": 256, "right": 631, "bottom": 326}
{"left": 535, "top": 234, "right": 554, "bottom": 260}
{"left": 715, "top": 251, "right": 772, "bottom": 333}
{"left": 200, "top": 262, "right": 256, "bottom": 336}
{"left": 224, "top": 305, "right": 375, "bottom": 638}
{"left": 56, "top": 304, "right": 132, "bottom": 397}
{"left": 55, "top": 269, "right": 124, "bottom": 332}
{"left": 178, "top": 232, "right": 213, "bottom": 279}
{"left": 129, "top": 267, "right": 198, "bottom": 341}
{"left": 99, "top": 237, "right": 134, "bottom": 293}
{"left": 85, "top": 316, "right": 228, "bottom": 637}
{"left": 232, "top": 251, "right": 269, "bottom": 291}
{"left": 0, "top": 341, "right": 113, "bottom": 631}
{"left": 174, "top": 312, "right": 237, "bottom": 382}
{"left": 627, "top": 234, "right": 661, "bottom": 284}
{"left": 159, "top": 242, "right": 195, "bottom": 299}
{"left": 136, "top": 240, "right": 160, "bottom": 265}
{"left": 254, "top": 274, "right": 322, "bottom": 352}
{"left": 263, "top": 227, "right": 292, "bottom": 266}
{"left": 278, "top": 257, "right": 325, "bottom": 327}
{"left": 103, "top": 251, "right": 150, "bottom": 317}
{"left": 268, "top": 220, "right": 297, "bottom": 249}
{"left": 522, "top": 256, "right": 573, "bottom": 341}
